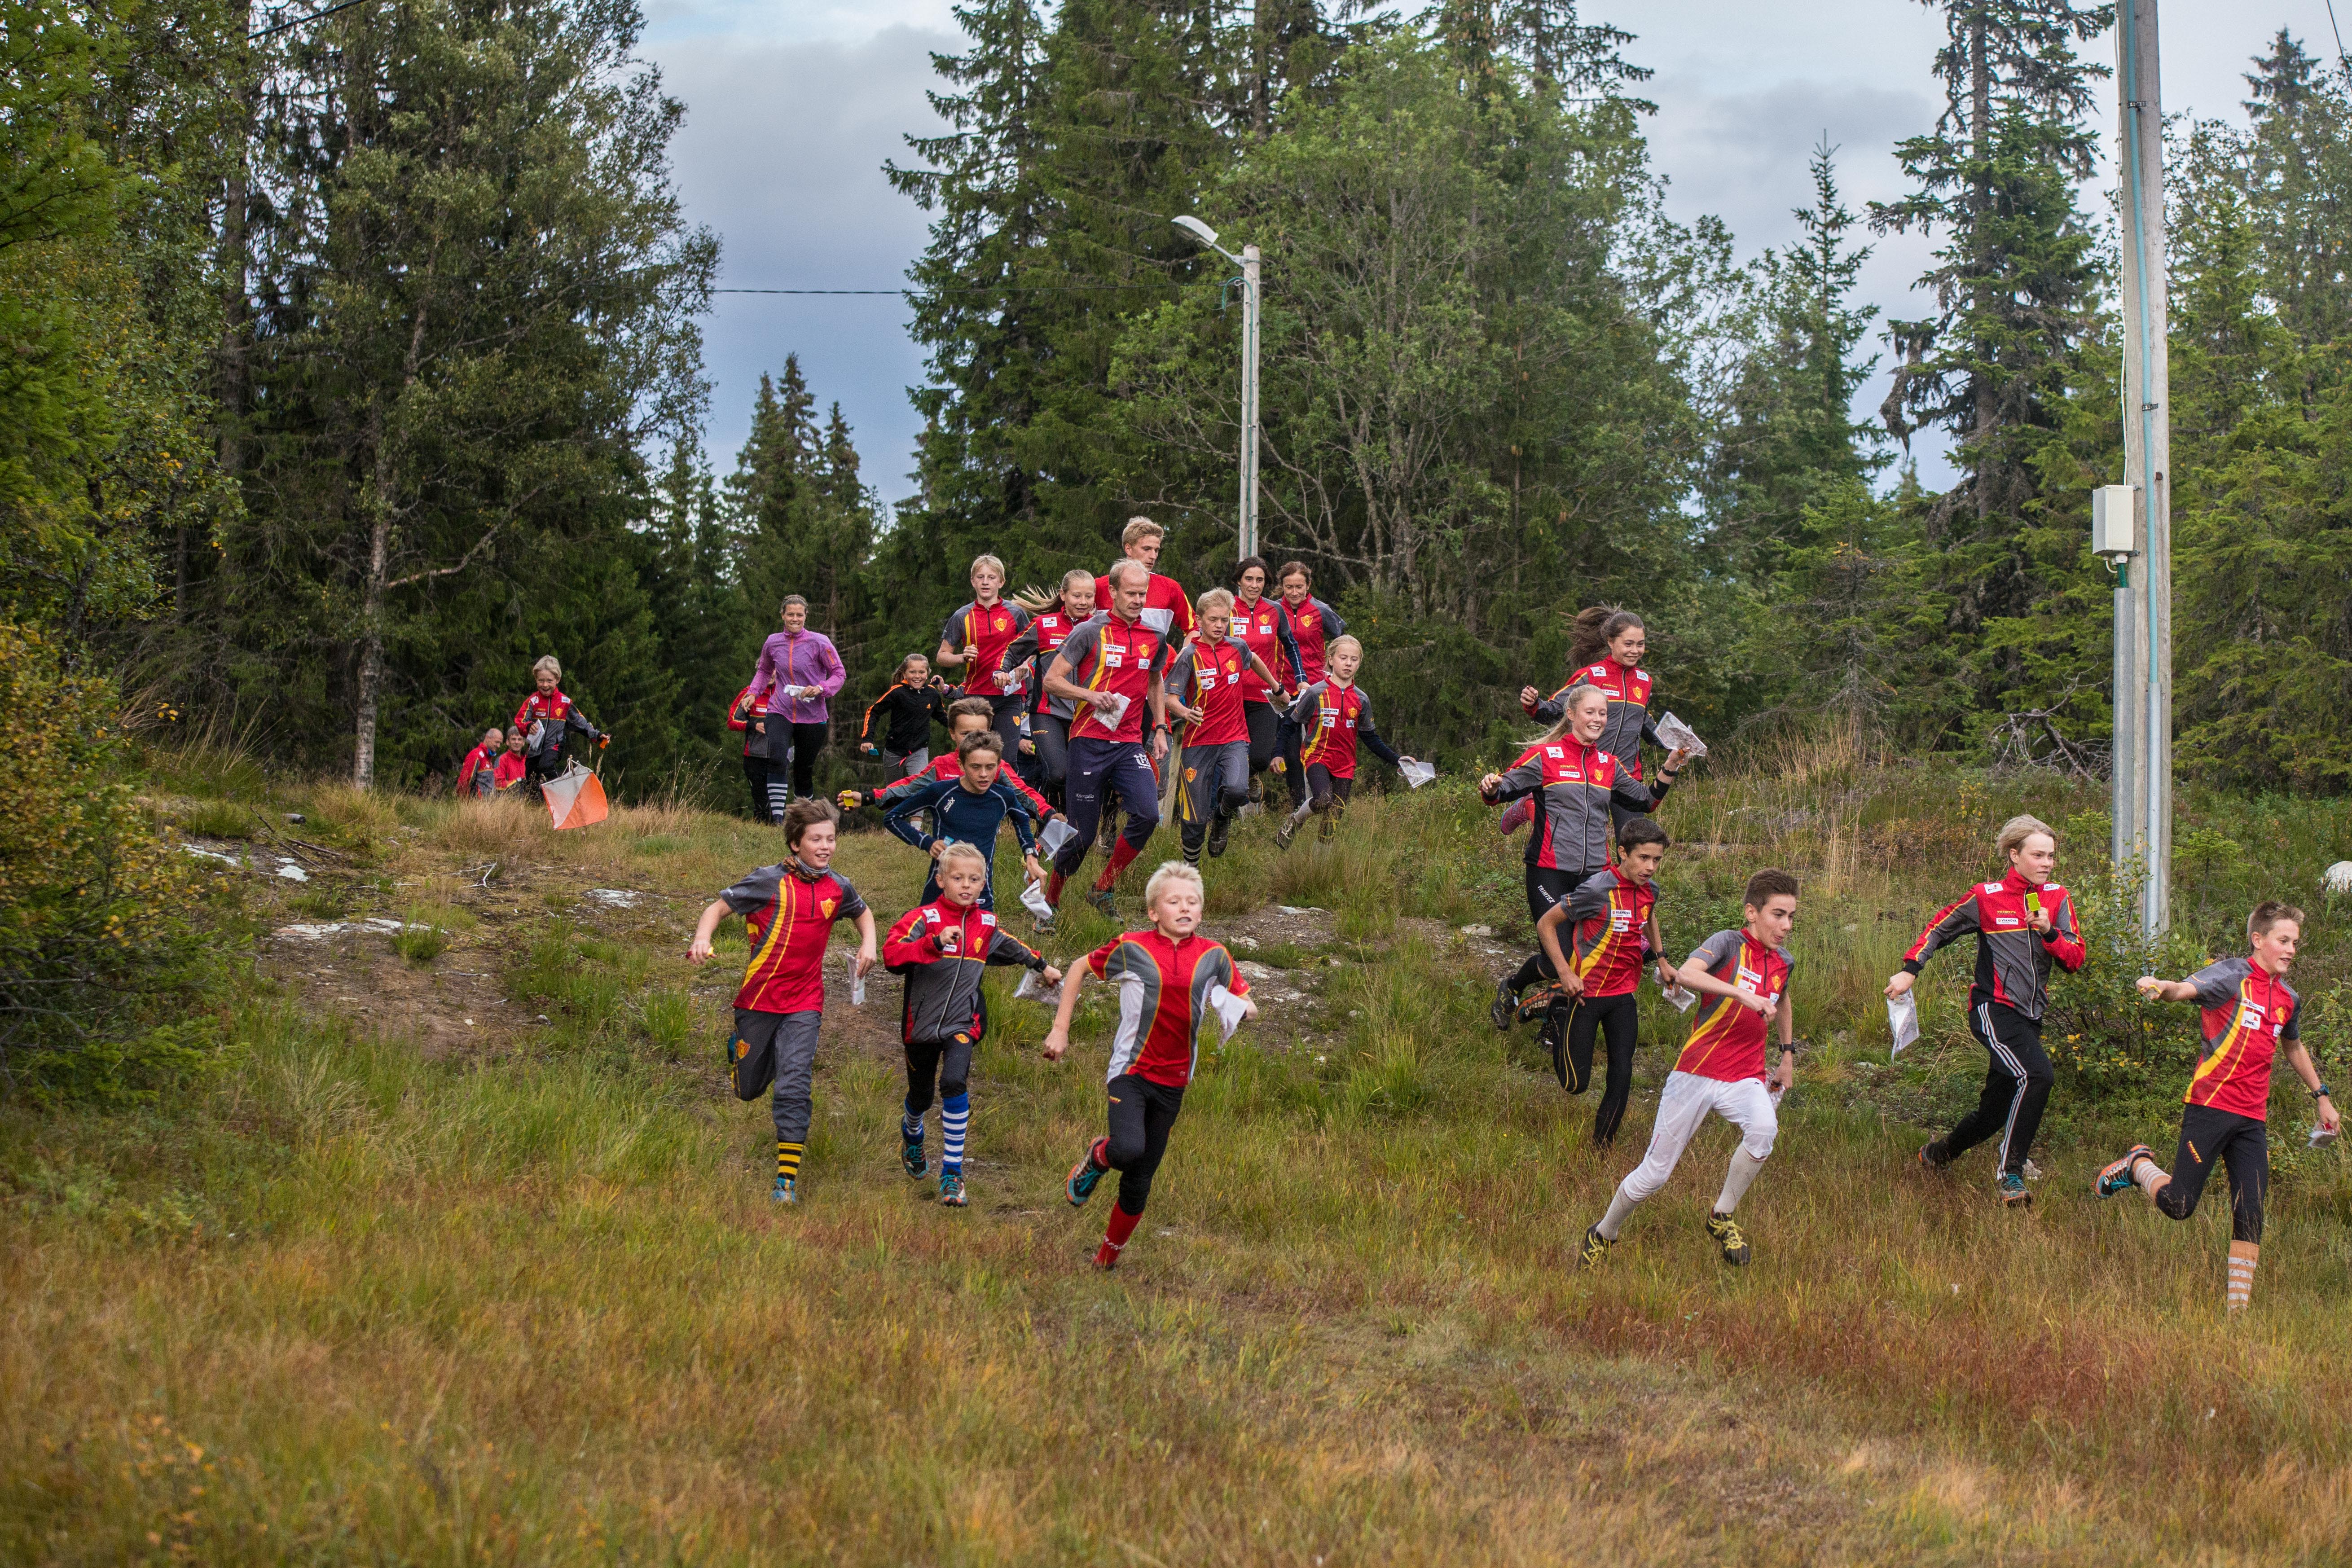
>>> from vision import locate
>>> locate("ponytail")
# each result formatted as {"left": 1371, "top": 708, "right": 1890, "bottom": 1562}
{"left": 1566, "top": 606, "right": 1644, "bottom": 670}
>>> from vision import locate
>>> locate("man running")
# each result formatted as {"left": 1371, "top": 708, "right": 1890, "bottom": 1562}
{"left": 1886, "top": 814, "right": 2084, "bottom": 1207}
{"left": 1042, "top": 559, "right": 1171, "bottom": 917}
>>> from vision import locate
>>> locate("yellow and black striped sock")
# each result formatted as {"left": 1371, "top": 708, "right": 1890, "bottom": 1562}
{"left": 776, "top": 1142, "right": 805, "bottom": 1183}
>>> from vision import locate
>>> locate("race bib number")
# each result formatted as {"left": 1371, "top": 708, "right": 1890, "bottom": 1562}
{"left": 1609, "top": 909, "right": 1632, "bottom": 933}
{"left": 2239, "top": 1005, "right": 2265, "bottom": 1031}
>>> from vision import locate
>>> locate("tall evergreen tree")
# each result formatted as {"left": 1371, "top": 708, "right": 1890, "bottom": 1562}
{"left": 1868, "top": 0, "right": 2110, "bottom": 645}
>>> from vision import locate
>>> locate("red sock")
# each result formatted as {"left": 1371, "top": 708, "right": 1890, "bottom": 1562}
{"left": 1046, "top": 870, "right": 1067, "bottom": 905}
{"left": 1094, "top": 836, "right": 1141, "bottom": 893}
{"left": 1095, "top": 1203, "right": 1142, "bottom": 1268}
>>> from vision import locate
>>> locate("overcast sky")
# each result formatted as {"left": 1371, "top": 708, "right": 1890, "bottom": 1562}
{"left": 642, "top": 0, "right": 2338, "bottom": 505}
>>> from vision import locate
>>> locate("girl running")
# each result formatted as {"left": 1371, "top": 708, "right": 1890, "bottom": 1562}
{"left": 936, "top": 554, "right": 1034, "bottom": 770}
{"left": 729, "top": 682, "right": 778, "bottom": 822}
{"left": 883, "top": 842, "right": 1060, "bottom": 1208}
{"left": 2096, "top": 902, "right": 2337, "bottom": 1312}
{"left": 1044, "top": 861, "right": 1255, "bottom": 1270}
{"left": 688, "top": 798, "right": 879, "bottom": 1206}
{"left": 1508, "top": 607, "right": 1662, "bottom": 836}
{"left": 1229, "top": 556, "right": 1302, "bottom": 799}
{"left": 1166, "top": 588, "right": 1284, "bottom": 863}
{"left": 859, "top": 654, "right": 949, "bottom": 781}
{"left": 1274, "top": 635, "right": 1418, "bottom": 848}
{"left": 1272, "top": 563, "right": 1346, "bottom": 812}
{"left": 1886, "top": 813, "right": 2085, "bottom": 1207}
{"left": 1582, "top": 869, "right": 1799, "bottom": 1270}
{"left": 1482, "top": 683, "right": 1688, "bottom": 1026}
{"left": 1531, "top": 817, "right": 1679, "bottom": 1148}
{"left": 750, "top": 595, "right": 848, "bottom": 805}
{"left": 1005, "top": 569, "right": 1099, "bottom": 807}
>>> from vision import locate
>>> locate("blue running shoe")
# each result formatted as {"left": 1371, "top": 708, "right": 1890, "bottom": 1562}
{"left": 939, "top": 1171, "right": 967, "bottom": 1207}
{"left": 2097, "top": 1144, "right": 2153, "bottom": 1199}
{"left": 901, "top": 1130, "right": 928, "bottom": 1179}
{"left": 1996, "top": 1171, "right": 2031, "bottom": 1208}
{"left": 771, "top": 1174, "right": 798, "bottom": 1205}
{"left": 1088, "top": 887, "right": 1117, "bottom": 919}
{"left": 1066, "top": 1138, "right": 1109, "bottom": 1207}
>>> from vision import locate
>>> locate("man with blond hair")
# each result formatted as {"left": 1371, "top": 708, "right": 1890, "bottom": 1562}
{"left": 1094, "top": 517, "right": 1196, "bottom": 647}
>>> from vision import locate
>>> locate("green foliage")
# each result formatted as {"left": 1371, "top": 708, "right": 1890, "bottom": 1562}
{"left": 0, "top": 627, "right": 220, "bottom": 1101}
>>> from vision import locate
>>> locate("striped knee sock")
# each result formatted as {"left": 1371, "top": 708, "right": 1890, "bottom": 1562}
{"left": 941, "top": 1093, "right": 969, "bottom": 1174}
{"left": 776, "top": 1141, "right": 804, "bottom": 1183}
{"left": 901, "top": 1108, "right": 924, "bottom": 1147}
{"left": 2227, "top": 1241, "right": 2259, "bottom": 1312}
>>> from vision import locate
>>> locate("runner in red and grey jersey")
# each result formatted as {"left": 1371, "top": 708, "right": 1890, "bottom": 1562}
{"left": 1092, "top": 517, "right": 1195, "bottom": 645}
{"left": 1167, "top": 588, "right": 1284, "bottom": 863}
{"left": 1271, "top": 561, "right": 1345, "bottom": 812}
{"left": 1506, "top": 608, "right": 1662, "bottom": 837}
{"left": 1889, "top": 815, "right": 2086, "bottom": 1205}
{"left": 934, "top": 553, "right": 1033, "bottom": 773}
{"left": 1228, "top": 557, "right": 1303, "bottom": 796}
{"left": 1005, "top": 570, "right": 1099, "bottom": 806}
{"left": 2097, "top": 902, "right": 2340, "bottom": 1313}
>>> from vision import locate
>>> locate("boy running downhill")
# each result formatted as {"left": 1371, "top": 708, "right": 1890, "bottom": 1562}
{"left": 1044, "top": 862, "right": 1255, "bottom": 1270}
{"left": 1583, "top": 869, "right": 1799, "bottom": 1270}
{"left": 881, "top": 731, "right": 1047, "bottom": 910}
{"left": 883, "top": 842, "right": 1060, "bottom": 1207}
{"left": 1274, "top": 635, "right": 1418, "bottom": 849}
{"left": 1532, "top": 817, "right": 1679, "bottom": 1148}
{"left": 1886, "top": 813, "right": 2085, "bottom": 1207}
{"left": 1041, "top": 560, "right": 1172, "bottom": 918}
{"left": 512, "top": 656, "right": 605, "bottom": 797}
{"left": 842, "top": 697, "right": 1057, "bottom": 824}
{"left": 2096, "top": 902, "right": 2339, "bottom": 1312}
{"left": 1166, "top": 588, "right": 1285, "bottom": 863}
{"left": 934, "top": 554, "right": 1033, "bottom": 773}
{"left": 688, "top": 799, "right": 878, "bottom": 1206}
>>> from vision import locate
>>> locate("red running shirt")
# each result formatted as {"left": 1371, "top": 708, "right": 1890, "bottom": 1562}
{"left": 941, "top": 600, "right": 1033, "bottom": 693}
{"left": 1297, "top": 680, "right": 1369, "bottom": 779}
{"left": 1058, "top": 613, "right": 1170, "bottom": 744}
{"left": 1232, "top": 598, "right": 1293, "bottom": 702}
{"left": 1277, "top": 596, "right": 1344, "bottom": 685}
{"left": 2182, "top": 957, "right": 2302, "bottom": 1120}
{"left": 720, "top": 861, "right": 869, "bottom": 1013}
{"left": 513, "top": 687, "right": 578, "bottom": 735}
{"left": 1088, "top": 928, "right": 1249, "bottom": 1088}
{"left": 1560, "top": 869, "right": 1657, "bottom": 999}
{"left": 1167, "top": 637, "right": 1252, "bottom": 746}
{"left": 1092, "top": 571, "right": 1196, "bottom": 642}
{"left": 1673, "top": 930, "right": 1793, "bottom": 1085}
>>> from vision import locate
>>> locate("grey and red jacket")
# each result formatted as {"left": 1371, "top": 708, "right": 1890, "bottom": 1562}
{"left": 1005, "top": 605, "right": 1088, "bottom": 721}
{"left": 1900, "top": 868, "right": 2086, "bottom": 1023}
{"left": 1525, "top": 659, "right": 1663, "bottom": 780}
{"left": 1482, "top": 737, "right": 1668, "bottom": 872}
{"left": 883, "top": 897, "right": 1045, "bottom": 1045}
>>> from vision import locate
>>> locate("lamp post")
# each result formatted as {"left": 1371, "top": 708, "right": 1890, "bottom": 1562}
{"left": 1173, "top": 215, "right": 1261, "bottom": 560}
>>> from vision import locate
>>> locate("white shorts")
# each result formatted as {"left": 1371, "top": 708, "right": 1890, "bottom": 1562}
{"left": 1618, "top": 1071, "right": 1778, "bottom": 1206}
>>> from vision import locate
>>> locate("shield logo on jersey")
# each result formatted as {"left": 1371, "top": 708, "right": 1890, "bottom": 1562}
{"left": 1184, "top": 766, "right": 1197, "bottom": 782}
{"left": 820, "top": 898, "right": 837, "bottom": 918}
{"left": 994, "top": 616, "right": 1007, "bottom": 631}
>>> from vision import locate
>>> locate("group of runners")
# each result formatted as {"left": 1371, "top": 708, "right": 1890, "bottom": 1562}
{"left": 455, "top": 655, "right": 607, "bottom": 799}
{"left": 671, "top": 517, "right": 2325, "bottom": 1309}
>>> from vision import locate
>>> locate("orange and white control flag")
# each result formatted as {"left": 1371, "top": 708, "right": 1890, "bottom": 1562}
{"left": 542, "top": 761, "right": 609, "bottom": 830}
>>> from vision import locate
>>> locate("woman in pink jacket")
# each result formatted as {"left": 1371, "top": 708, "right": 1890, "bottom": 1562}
{"left": 750, "top": 595, "right": 848, "bottom": 805}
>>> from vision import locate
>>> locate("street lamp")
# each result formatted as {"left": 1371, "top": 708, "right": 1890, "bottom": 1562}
{"left": 1173, "top": 215, "right": 1261, "bottom": 561}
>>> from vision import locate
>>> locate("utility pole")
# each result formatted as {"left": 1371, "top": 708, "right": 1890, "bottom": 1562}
{"left": 2113, "top": 0, "right": 2171, "bottom": 934}
{"left": 1173, "top": 216, "right": 1262, "bottom": 560}
{"left": 1238, "top": 243, "right": 1262, "bottom": 560}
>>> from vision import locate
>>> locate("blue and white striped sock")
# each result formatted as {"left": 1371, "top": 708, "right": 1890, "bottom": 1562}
{"left": 941, "top": 1093, "right": 969, "bottom": 1174}
{"left": 901, "top": 1107, "right": 924, "bottom": 1147}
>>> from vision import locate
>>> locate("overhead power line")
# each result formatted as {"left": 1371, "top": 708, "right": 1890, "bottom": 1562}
{"left": 249, "top": 0, "right": 372, "bottom": 39}
{"left": 714, "top": 284, "right": 1172, "bottom": 296}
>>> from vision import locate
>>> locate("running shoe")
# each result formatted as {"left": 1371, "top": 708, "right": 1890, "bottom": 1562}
{"left": 1497, "top": 796, "right": 1534, "bottom": 836}
{"left": 1206, "top": 813, "right": 1231, "bottom": 858}
{"left": 771, "top": 1174, "right": 798, "bottom": 1205}
{"left": 2097, "top": 1144, "right": 2154, "bottom": 1199}
{"left": 1705, "top": 1212, "right": 1751, "bottom": 1265}
{"left": 1516, "top": 981, "right": 1567, "bottom": 1025}
{"left": 1490, "top": 975, "right": 1518, "bottom": 1032}
{"left": 1066, "top": 1138, "right": 1109, "bottom": 1207}
{"left": 939, "top": 1171, "right": 967, "bottom": 1207}
{"left": 1274, "top": 814, "right": 1299, "bottom": 850}
{"left": 1578, "top": 1224, "right": 1611, "bottom": 1270}
{"left": 1996, "top": 1171, "right": 2032, "bottom": 1208}
{"left": 1915, "top": 1138, "right": 1950, "bottom": 1173}
{"left": 1088, "top": 887, "right": 1117, "bottom": 918}
{"left": 901, "top": 1129, "right": 928, "bottom": 1178}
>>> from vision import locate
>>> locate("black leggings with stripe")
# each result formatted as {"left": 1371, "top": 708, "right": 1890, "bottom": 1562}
{"left": 1935, "top": 1001, "right": 2053, "bottom": 1177}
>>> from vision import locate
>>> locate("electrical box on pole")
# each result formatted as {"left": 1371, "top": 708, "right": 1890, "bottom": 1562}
{"left": 2091, "top": 485, "right": 2137, "bottom": 565}
{"left": 2114, "top": 0, "right": 2172, "bottom": 935}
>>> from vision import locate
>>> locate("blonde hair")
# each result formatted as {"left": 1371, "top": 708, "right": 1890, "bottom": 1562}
{"left": 1196, "top": 588, "right": 1235, "bottom": 619}
{"left": 1143, "top": 860, "right": 1204, "bottom": 914}
{"left": 936, "top": 840, "right": 990, "bottom": 875}
{"left": 1122, "top": 517, "right": 1164, "bottom": 548}
{"left": 1327, "top": 634, "right": 1363, "bottom": 659}
{"left": 1996, "top": 814, "right": 2055, "bottom": 860}
{"left": 970, "top": 554, "right": 1006, "bottom": 582}
{"left": 1012, "top": 567, "right": 1098, "bottom": 614}
{"left": 1527, "top": 680, "right": 1605, "bottom": 747}
{"left": 532, "top": 655, "right": 562, "bottom": 679}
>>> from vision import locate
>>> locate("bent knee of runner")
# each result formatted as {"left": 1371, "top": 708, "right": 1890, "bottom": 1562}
{"left": 2153, "top": 1178, "right": 2194, "bottom": 1222}
{"left": 1740, "top": 1121, "right": 1777, "bottom": 1162}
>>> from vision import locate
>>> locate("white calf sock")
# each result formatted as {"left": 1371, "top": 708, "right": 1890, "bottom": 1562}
{"left": 1596, "top": 1185, "right": 1638, "bottom": 1242}
{"left": 1715, "top": 1149, "right": 1767, "bottom": 1216}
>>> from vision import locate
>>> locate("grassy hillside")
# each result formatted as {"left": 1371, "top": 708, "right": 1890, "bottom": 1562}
{"left": 7, "top": 748, "right": 2352, "bottom": 1564}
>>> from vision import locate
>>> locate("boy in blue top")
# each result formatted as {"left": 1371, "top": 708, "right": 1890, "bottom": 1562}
{"left": 882, "top": 730, "right": 1047, "bottom": 910}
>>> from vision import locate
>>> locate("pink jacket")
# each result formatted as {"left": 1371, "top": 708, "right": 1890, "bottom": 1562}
{"left": 751, "top": 629, "right": 846, "bottom": 725}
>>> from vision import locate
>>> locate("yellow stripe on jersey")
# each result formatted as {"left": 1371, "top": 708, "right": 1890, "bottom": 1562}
{"left": 2187, "top": 1016, "right": 2252, "bottom": 1102}
{"left": 743, "top": 883, "right": 797, "bottom": 991}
